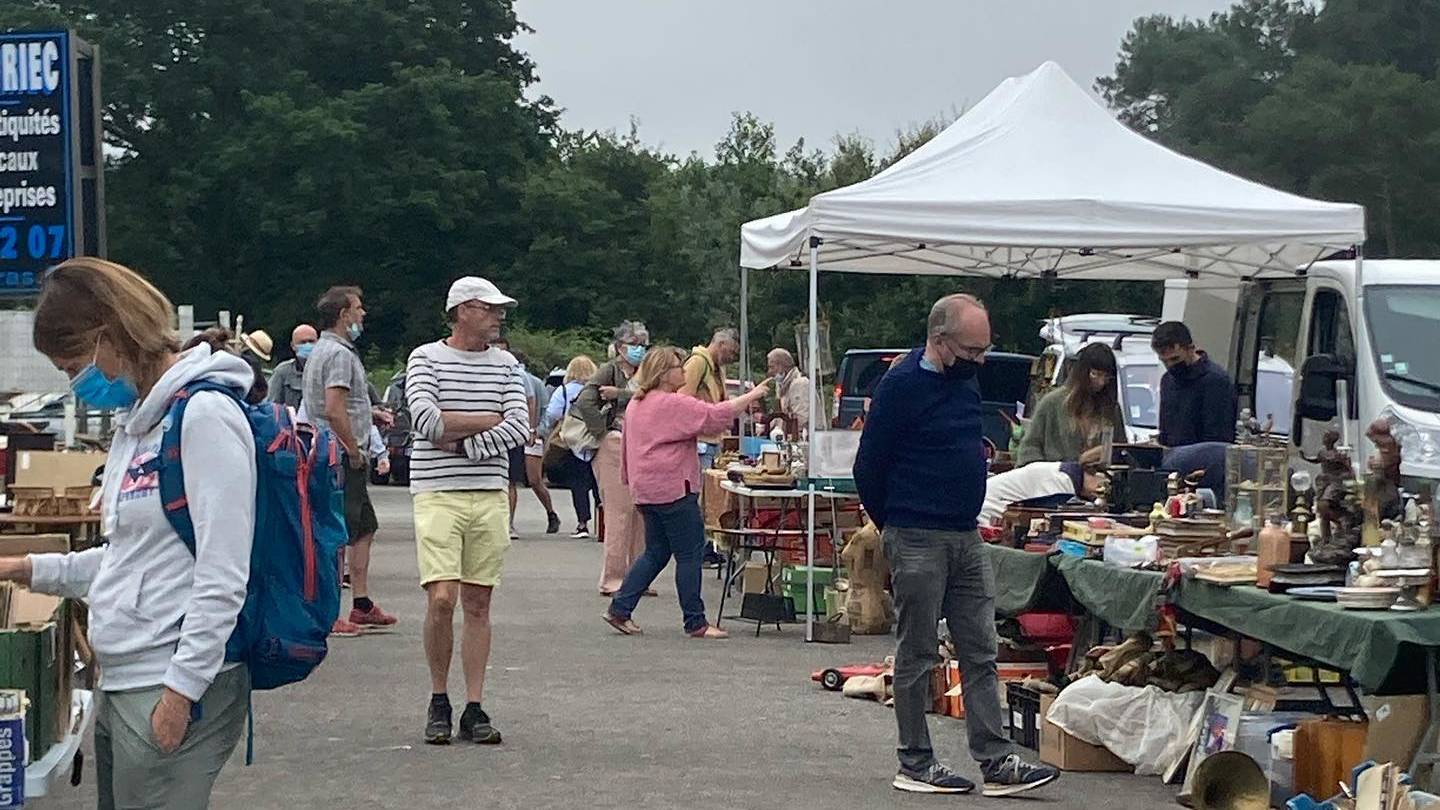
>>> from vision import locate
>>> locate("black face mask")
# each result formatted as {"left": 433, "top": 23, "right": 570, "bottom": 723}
{"left": 946, "top": 359, "right": 980, "bottom": 380}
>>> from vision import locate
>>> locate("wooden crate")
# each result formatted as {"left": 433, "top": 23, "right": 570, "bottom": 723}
{"left": 0, "top": 584, "right": 73, "bottom": 759}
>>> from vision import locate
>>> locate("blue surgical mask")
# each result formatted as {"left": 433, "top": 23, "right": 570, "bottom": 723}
{"left": 295, "top": 342, "right": 315, "bottom": 361}
{"left": 70, "top": 353, "right": 139, "bottom": 410}
{"left": 347, "top": 322, "right": 363, "bottom": 341}
{"left": 624, "top": 344, "right": 647, "bottom": 365}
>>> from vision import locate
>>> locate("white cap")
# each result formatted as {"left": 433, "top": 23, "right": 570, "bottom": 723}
{"left": 446, "top": 276, "right": 517, "bottom": 311}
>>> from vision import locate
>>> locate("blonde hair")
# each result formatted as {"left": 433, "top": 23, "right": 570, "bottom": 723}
{"left": 631, "top": 346, "right": 686, "bottom": 400}
{"left": 33, "top": 257, "right": 180, "bottom": 389}
{"left": 564, "top": 354, "right": 598, "bottom": 384}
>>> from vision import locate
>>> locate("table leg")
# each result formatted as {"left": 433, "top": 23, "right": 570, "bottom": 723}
{"left": 714, "top": 550, "right": 734, "bottom": 630}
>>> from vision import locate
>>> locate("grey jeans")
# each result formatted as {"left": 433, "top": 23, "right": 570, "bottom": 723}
{"left": 95, "top": 665, "right": 250, "bottom": 810}
{"left": 884, "top": 526, "right": 1013, "bottom": 771}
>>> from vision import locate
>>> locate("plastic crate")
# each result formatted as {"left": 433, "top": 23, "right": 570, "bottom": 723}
{"left": 1006, "top": 682, "right": 1042, "bottom": 750}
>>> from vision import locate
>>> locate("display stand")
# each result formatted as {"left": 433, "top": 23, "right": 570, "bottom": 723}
{"left": 25, "top": 688, "right": 94, "bottom": 799}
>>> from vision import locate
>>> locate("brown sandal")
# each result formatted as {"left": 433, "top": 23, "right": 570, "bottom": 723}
{"left": 602, "top": 613, "right": 642, "bottom": 635}
{"left": 687, "top": 625, "right": 729, "bottom": 640}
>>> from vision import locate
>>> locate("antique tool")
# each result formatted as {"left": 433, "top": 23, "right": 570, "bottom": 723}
{"left": 1191, "top": 750, "right": 1269, "bottom": 810}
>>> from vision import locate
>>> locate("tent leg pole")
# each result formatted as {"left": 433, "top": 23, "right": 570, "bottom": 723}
{"left": 806, "top": 236, "right": 820, "bottom": 643}
{"left": 740, "top": 264, "right": 750, "bottom": 434}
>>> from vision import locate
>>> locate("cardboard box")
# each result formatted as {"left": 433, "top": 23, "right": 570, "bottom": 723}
{"left": 0, "top": 690, "right": 24, "bottom": 806}
{"left": 1362, "top": 696, "right": 1427, "bottom": 772}
{"left": 0, "top": 535, "right": 70, "bottom": 558}
{"left": 740, "top": 562, "right": 776, "bottom": 595}
{"left": 0, "top": 585, "right": 72, "bottom": 760}
{"left": 12, "top": 450, "right": 103, "bottom": 495}
{"left": 1038, "top": 693, "right": 1133, "bottom": 772}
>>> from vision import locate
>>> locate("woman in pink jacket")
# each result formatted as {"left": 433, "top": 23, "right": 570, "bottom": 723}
{"left": 603, "top": 347, "right": 770, "bottom": 639}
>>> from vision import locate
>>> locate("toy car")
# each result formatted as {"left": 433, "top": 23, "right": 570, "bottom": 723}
{"left": 811, "top": 663, "right": 889, "bottom": 692}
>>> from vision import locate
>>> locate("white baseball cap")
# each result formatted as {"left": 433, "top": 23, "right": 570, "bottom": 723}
{"left": 446, "top": 276, "right": 517, "bottom": 311}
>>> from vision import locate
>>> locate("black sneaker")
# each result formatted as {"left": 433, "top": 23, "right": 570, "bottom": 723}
{"left": 981, "top": 754, "right": 1058, "bottom": 797}
{"left": 457, "top": 705, "right": 502, "bottom": 744}
{"left": 892, "top": 762, "right": 975, "bottom": 794}
{"left": 424, "top": 700, "right": 452, "bottom": 745}
{"left": 546, "top": 513, "right": 561, "bottom": 534}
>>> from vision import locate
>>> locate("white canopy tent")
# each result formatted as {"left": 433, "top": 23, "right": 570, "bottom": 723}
{"left": 735, "top": 61, "right": 1365, "bottom": 640}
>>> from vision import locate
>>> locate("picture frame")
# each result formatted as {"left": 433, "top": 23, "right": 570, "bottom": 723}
{"left": 1178, "top": 689, "right": 1246, "bottom": 799}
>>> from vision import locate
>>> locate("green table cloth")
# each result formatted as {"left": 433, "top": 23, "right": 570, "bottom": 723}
{"left": 1052, "top": 556, "right": 1166, "bottom": 631}
{"left": 983, "top": 545, "right": 1056, "bottom": 615}
{"left": 1178, "top": 580, "right": 1440, "bottom": 693}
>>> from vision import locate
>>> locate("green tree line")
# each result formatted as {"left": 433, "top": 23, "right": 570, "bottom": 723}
{"left": 3, "top": 0, "right": 1435, "bottom": 374}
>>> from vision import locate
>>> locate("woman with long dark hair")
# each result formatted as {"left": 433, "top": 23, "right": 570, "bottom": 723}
{"left": 1016, "top": 342, "right": 1126, "bottom": 465}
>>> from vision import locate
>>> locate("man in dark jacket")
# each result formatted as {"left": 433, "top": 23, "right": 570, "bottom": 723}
{"left": 1152, "top": 321, "right": 1237, "bottom": 447}
{"left": 853, "top": 293, "right": 1058, "bottom": 798}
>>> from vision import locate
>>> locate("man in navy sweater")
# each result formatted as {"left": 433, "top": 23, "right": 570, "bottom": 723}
{"left": 854, "top": 293, "right": 1058, "bottom": 797}
{"left": 1152, "top": 321, "right": 1237, "bottom": 447}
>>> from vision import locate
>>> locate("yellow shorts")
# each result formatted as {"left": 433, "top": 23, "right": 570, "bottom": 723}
{"left": 413, "top": 490, "right": 512, "bottom": 587}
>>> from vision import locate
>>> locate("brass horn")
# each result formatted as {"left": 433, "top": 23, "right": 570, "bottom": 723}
{"left": 1192, "top": 750, "right": 1269, "bottom": 810}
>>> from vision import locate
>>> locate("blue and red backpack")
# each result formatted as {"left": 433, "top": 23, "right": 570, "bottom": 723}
{"left": 152, "top": 380, "right": 347, "bottom": 691}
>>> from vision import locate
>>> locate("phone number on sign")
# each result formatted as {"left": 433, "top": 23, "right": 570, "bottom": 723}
{"left": 0, "top": 223, "right": 65, "bottom": 261}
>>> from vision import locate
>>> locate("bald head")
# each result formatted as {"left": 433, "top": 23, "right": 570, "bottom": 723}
{"left": 926, "top": 293, "right": 991, "bottom": 363}
{"left": 290, "top": 324, "right": 318, "bottom": 350}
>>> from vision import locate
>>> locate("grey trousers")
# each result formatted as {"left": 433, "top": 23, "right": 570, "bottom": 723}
{"left": 884, "top": 527, "right": 1013, "bottom": 771}
{"left": 95, "top": 665, "right": 250, "bottom": 810}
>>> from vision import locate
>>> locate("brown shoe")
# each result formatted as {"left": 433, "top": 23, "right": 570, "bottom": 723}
{"left": 602, "top": 612, "right": 642, "bottom": 635}
{"left": 687, "top": 625, "right": 729, "bottom": 640}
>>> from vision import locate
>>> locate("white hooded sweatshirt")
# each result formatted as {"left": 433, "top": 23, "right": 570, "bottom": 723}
{"left": 29, "top": 344, "right": 257, "bottom": 701}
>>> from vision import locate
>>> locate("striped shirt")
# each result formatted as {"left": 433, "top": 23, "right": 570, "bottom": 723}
{"left": 405, "top": 340, "right": 530, "bottom": 493}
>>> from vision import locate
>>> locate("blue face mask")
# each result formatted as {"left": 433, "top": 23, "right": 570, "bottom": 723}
{"left": 70, "top": 355, "right": 139, "bottom": 410}
{"left": 295, "top": 342, "right": 315, "bottom": 361}
{"left": 347, "top": 322, "right": 363, "bottom": 341}
{"left": 624, "top": 344, "right": 647, "bottom": 365}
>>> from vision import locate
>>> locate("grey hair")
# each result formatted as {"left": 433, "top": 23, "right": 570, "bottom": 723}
{"left": 712, "top": 327, "right": 739, "bottom": 346}
{"left": 927, "top": 293, "right": 985, "bottom": 338}
{"left": 767, "top": 347, "right": 796, "bottom": 370}
{"left": 613, "top": 319, "right": 649, "bottom": 345}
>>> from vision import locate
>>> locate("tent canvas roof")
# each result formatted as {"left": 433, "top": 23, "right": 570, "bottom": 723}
{"left": 739, "top": 62, "right": 1365, "bottom": 280}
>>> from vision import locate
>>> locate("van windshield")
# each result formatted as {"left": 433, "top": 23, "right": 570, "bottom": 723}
{"left": 1365, "top": 285, "right": 1440, "bottom": 413}
{"left": 1120, "top": 364, "right": 1162, "bottom": 429}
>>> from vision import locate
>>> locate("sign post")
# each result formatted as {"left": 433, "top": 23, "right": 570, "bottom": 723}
{"left": 0, "top": 31, "right": 103, "bottom": 297}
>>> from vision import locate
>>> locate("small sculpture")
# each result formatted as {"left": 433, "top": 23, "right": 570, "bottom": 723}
{"left": 1312, "top": 429, "right": 1357, "bottom": 557}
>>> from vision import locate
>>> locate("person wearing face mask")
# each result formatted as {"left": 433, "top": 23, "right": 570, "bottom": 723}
{"left": 303, "top": 285, "right": 397, "bottom": 636}
{"left": 766, "top": 347, "right": 812, "bottom": 438}
{"left": 1152, "top": 321, "right": 1237, "bottom": 447}
{"left": 853, "top": 294, "right": 1059, "bottom": 798}
{"left": 0, "top": 258, "right": 256, "bottom": 808}
{"left": 1015, "top": 342, "right": 1127, "bottom": 466}
{"left": 268, "top": 324, "right": 319, "bottom": 410}
{"left": 574, "top": 320, "right": 652, "bottom": 595}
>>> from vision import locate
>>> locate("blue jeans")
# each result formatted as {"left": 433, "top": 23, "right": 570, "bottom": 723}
{"left": 609, "top": 493, "right": 708, "bottom": 633}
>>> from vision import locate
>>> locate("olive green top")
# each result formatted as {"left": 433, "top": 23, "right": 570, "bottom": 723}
{"left": 1016, "top": 387, "right": 1126, "bottom": 466}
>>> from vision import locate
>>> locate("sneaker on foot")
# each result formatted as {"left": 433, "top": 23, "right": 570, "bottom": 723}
{"left": 330, "top": 618, "right": 362, "bottom": 637}
{"left": 424, "top": 700, "right": 452, "bottom": 745}
{"left": 892, "top": 762, "right": 976, "bottom": 795}
{"left": 981, "top": 754, "right": 1058, "bottom": 797}
{"left": 350, "top": 604, "right": 398, "bottom": 627}
{"left": 457, "top": 706, "right": 502, "bottom": 744}
{"left": 509, "top": 529, "right": 520, "bottom": 540}
{"left": 546, "top": 513, "right": 561, "bottom": 534}
{"left": 570, "top": 525, "right": 590, "bottom": 539}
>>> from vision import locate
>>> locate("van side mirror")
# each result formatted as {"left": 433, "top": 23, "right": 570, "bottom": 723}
{"left": 1295, "top": 353, "right": 1348, "bottom": 423}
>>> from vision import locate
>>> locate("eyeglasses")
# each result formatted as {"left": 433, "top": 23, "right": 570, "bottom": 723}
{"left": 946, "top": 337, "right": 992, "bottom": 361}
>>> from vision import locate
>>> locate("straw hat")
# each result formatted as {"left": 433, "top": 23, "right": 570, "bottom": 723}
{"left": 239, "top": 330, "right": 274, "bottom": 362}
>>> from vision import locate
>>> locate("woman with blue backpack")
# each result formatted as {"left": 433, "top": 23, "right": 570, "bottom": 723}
{"left": 0, "top": 258, "right": 265, "bottom": 808}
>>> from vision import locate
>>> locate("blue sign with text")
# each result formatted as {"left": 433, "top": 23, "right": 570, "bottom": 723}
{"left": 0, "top": 31, "right": 72, "bottom": 296}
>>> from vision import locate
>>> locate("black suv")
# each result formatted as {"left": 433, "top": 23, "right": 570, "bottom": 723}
{"left": 832, "top": 348, "right": 1035, "bottom": 451}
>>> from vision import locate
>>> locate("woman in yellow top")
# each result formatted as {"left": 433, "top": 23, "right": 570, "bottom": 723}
{"left": 1016, "top": 343, "right": 1127, "bottom": 466}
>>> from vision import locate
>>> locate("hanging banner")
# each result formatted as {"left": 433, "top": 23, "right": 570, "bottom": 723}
{"left": 0, "top": 31, "right": 72, "bottom": 295}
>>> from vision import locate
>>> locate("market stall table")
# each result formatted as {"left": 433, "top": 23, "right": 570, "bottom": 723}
{"left": 712, "top": 480, "right": 858, "bottom": 640}
{"left": 984, "top": 545, "right": 1057, "bottom": 616}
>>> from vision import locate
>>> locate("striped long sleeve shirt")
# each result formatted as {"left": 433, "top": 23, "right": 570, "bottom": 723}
{"left": 404, "top": 340, "right": 530, "bottom": 493}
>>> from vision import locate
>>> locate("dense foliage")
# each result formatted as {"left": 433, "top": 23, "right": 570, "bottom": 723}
{"left": 4, "top": 0, "right": 1434, "bottom": 375}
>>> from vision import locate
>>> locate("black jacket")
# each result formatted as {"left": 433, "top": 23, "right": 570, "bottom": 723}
{"left": 1157, "top": 352, "right": 1236, "bottom": 447}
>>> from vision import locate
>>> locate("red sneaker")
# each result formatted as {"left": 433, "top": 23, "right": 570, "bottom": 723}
{"left": 350, "top": 604, "right": 398, "bottom": 627}
{"left": 330, "top": 618, "right": 363, "bottom": 637}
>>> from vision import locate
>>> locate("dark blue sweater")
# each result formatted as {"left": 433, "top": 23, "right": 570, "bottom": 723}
{"left": 1157, "top": 352, "right": 1237, "bottom": 447}
{"left": 853, "top": 349, "right": 987, "bottom": 531}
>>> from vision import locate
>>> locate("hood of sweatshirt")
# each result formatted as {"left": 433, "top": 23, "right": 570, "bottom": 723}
{"left": 1171, "top": 351, "right": 1216, "bottom": 384}
{"left": 121, "top": 344, "right": 255, "bottom": 437}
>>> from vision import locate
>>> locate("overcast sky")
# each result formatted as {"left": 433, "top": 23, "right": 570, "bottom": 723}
{"left": 514, "top": 0, "right": 1235, "bottom": 159}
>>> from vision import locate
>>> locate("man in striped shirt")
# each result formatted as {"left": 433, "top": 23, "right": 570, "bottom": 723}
{"left": 405, "top": 276, "right": 529, "bottom": 747}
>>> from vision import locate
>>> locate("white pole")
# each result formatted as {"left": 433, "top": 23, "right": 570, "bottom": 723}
{"left": 806, "top": 236, "right": 820, "bottom": 642}
{"left": 740, "top": 265, "right": 750, "bottom": 433}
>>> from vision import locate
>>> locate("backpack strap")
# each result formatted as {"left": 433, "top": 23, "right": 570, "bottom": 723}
{"left": 153, "top": 380, "right": 246, "bottom": 555}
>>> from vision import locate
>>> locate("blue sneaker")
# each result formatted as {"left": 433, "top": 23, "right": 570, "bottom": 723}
{"left": 981, "top": 754, "right": 1058, "bottom": 797}
{"left": 893, "top": 762, "right": 976, "bottom": 794}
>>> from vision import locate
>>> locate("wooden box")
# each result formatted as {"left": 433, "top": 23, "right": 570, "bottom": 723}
{"left": 0, "top": 584, "right": 73, "bottom": 760}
